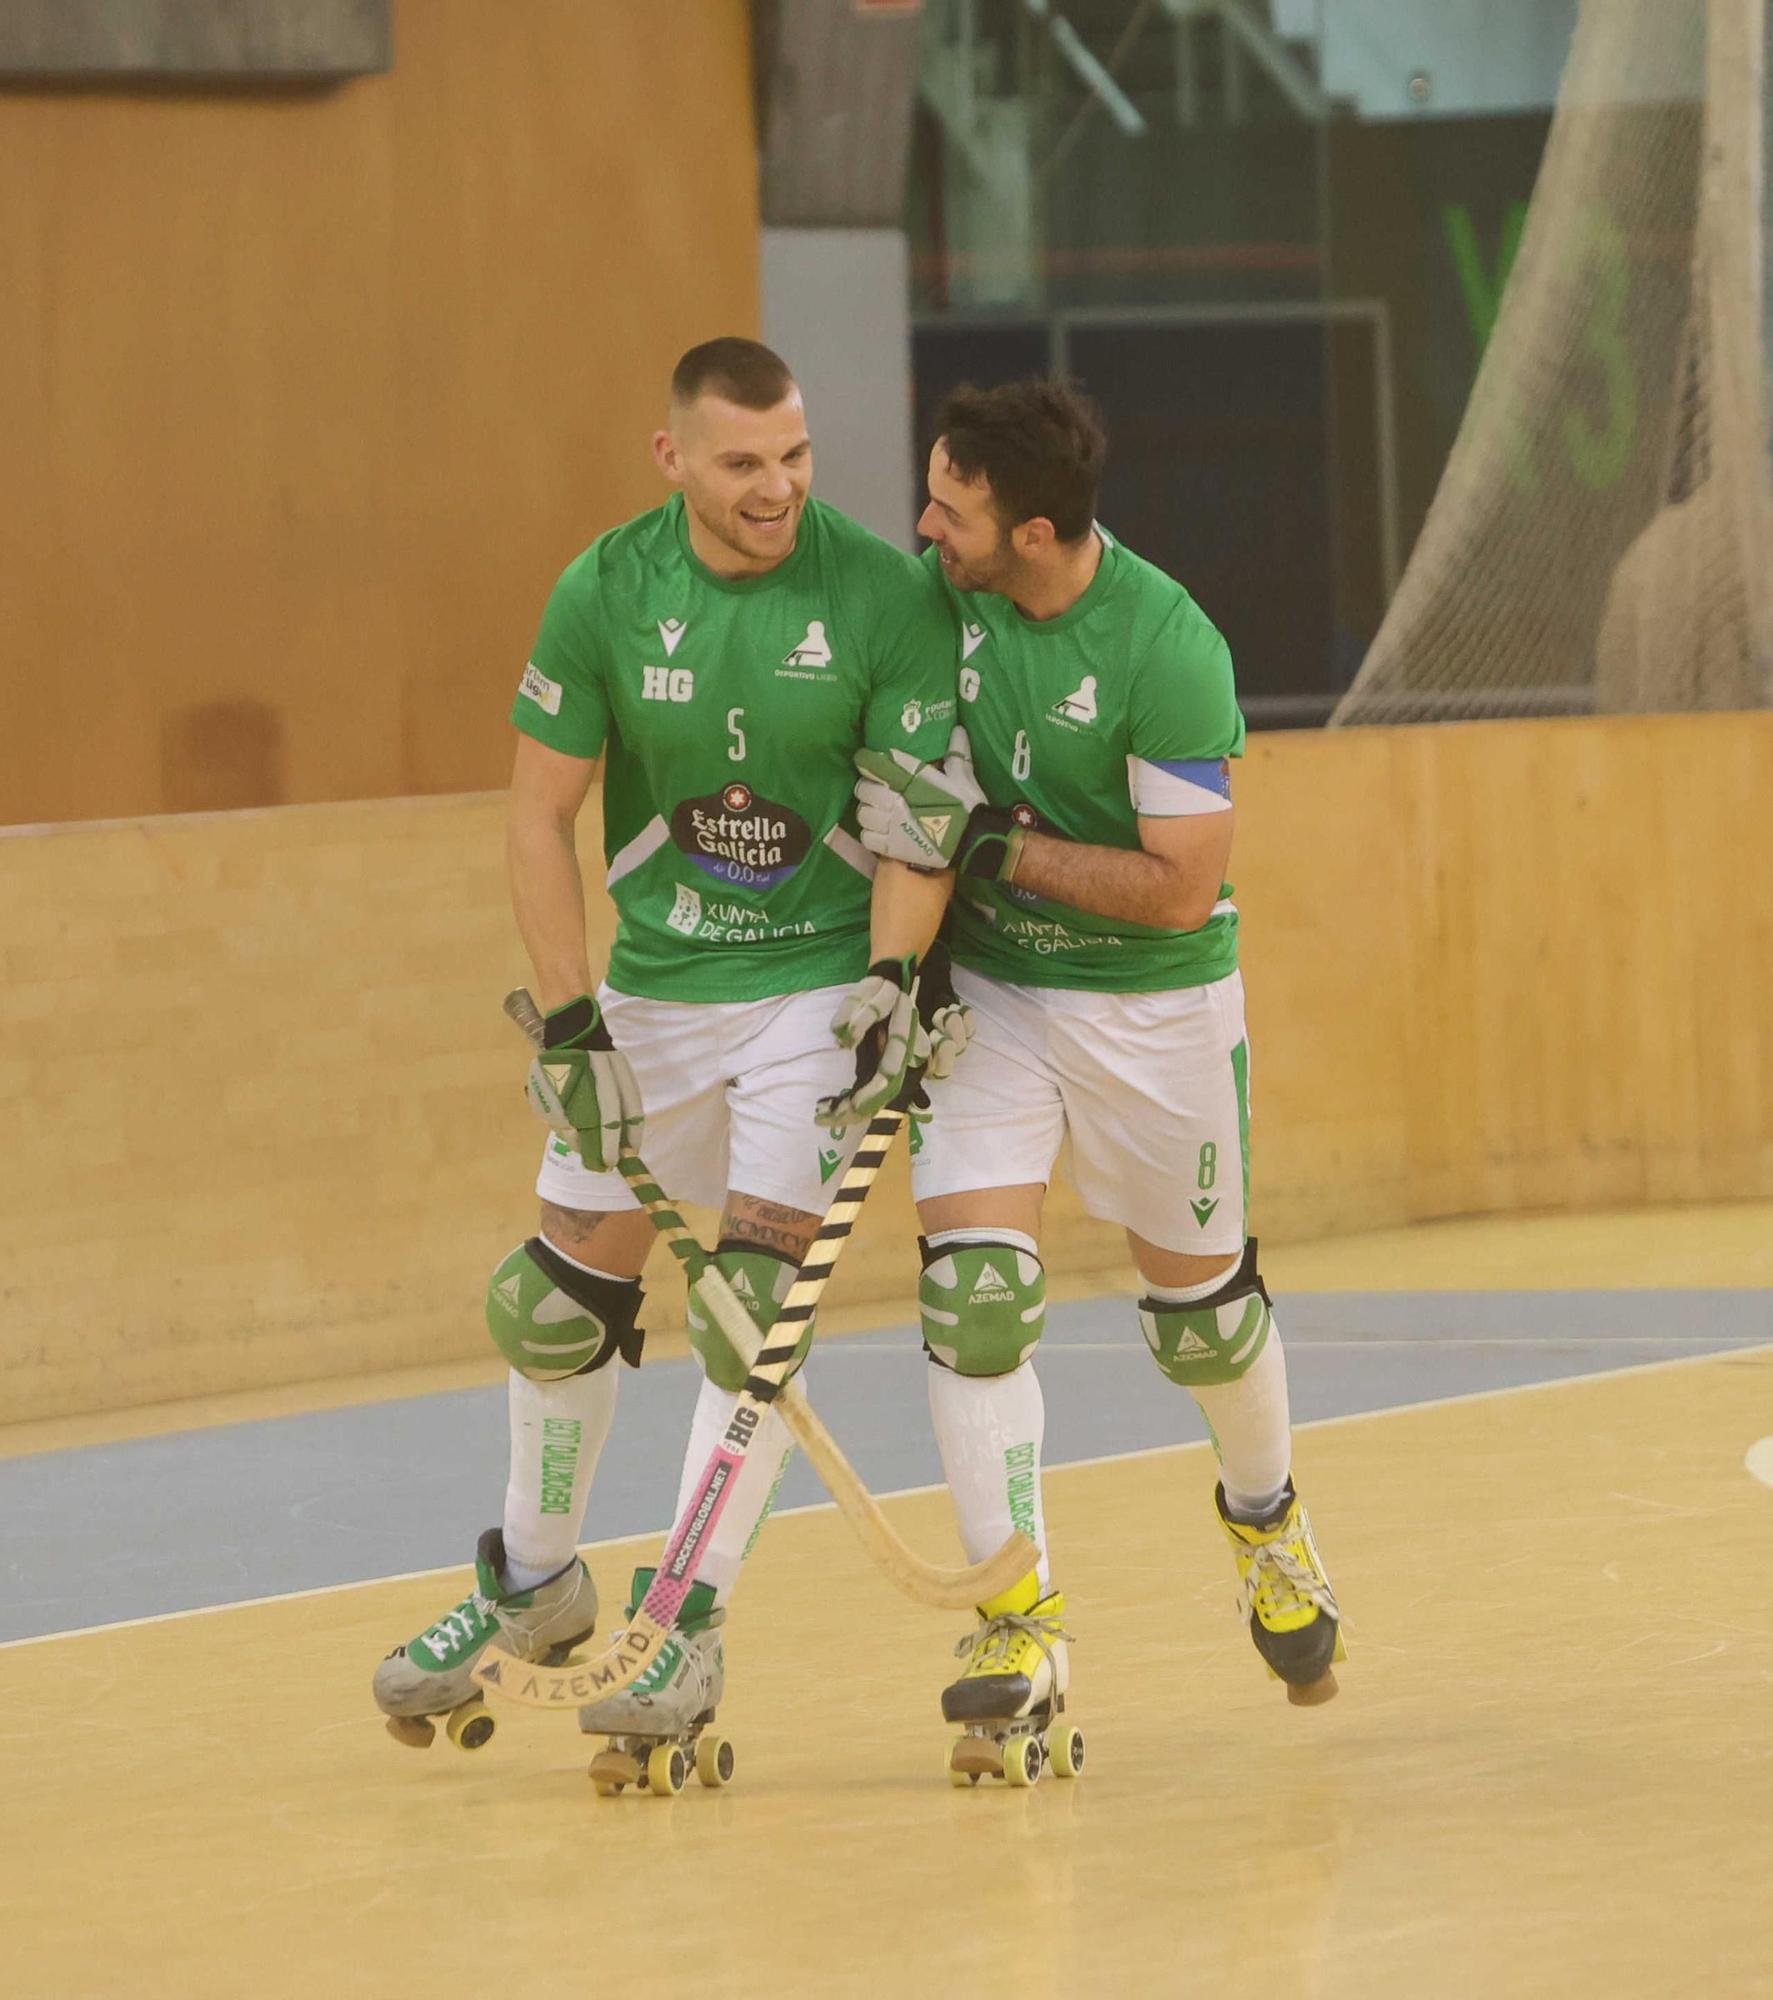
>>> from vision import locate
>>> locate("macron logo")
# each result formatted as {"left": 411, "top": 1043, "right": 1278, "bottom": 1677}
{"left": 962, "top": 623, "right": 987, "bottom": 660}
{"left": 658, "top": 617, "right": 687, "bottom": 657}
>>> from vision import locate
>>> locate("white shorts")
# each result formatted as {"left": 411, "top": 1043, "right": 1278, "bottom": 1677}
{"left": 535, "top": 984, "right": 863, "bottom": 1218}
{"left": 911, "top": 968, "right": 1251, "bottom": 1256}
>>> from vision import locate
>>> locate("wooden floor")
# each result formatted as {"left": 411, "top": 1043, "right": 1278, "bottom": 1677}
{"left": 6, "top": 1258, "right": 1773, "bottom": 1998}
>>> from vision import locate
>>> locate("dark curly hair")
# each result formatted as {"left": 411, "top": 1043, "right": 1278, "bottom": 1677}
{"left": 936, "top": 378, "right": 1107, "bottom": 543}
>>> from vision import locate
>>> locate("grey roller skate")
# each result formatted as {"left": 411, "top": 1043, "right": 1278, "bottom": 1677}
{"left": 578, "top": 1568, "right": 733, "bottom": 1797}
{"left": 373, "top": 1527, "right": 598, "bottom": 1751}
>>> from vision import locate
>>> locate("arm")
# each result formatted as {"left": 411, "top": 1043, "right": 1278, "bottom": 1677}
{"left": 507, "top": 731, "right": 600, "bottom": 1012}
{"left": 1008, "top": 806, "right": 1233, "bottom": 933}
{"left": 869, "top": 856, "right": 954, "bottom": 960}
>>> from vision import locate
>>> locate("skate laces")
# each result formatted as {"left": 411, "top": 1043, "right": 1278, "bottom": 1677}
{"left": 958, "top": 1606, "right": 1073, "bottom": 1675}
{"left": 1236, "top": 1538, "right": 1339, "bottom": 1627}
{"left": 422, "top": 1590, "right": 497, "bottom": 1659}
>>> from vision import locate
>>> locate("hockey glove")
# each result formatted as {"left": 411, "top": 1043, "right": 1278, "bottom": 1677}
{"left": 815, "top": 952, "right": 932, "bottom": 1131}
{"left": 525, "top": 993, "right": 646, "bottom": 1172}
{"left": 854, "top": 724, "right": 1030, "bottom": 883}
{"left": 916, "top": 938, "right": 974, "bottom": 1084}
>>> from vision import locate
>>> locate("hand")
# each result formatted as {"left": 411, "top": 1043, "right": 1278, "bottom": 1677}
{"left": 815, "top": 954, "right": 932, "bottom": 1131}
{"left": 854, "top": 724, "right": 1029, "bottom": 882}
{"left": 525, "top": 993, "right": 645, "bottom": 1172}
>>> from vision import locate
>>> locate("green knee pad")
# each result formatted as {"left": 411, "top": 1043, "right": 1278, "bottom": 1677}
{"left": 686, "top": 1245, "right": 810, "bottom": 1393}
{"left": 1138, "top": 1239, "right": 1272, "bottom": 1387}
{"left": 485, "top": 1237, "right": 644, "bottom": 1382}
{"left": 920, "top": 1239, "right": 1046, "bottom": 1375}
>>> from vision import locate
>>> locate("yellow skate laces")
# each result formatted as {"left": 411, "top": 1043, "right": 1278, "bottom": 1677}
{"left": 1234, "top": 1537, "right": 1339, "bottom": 1631}
{"left": 956, "top": 1604, "right": 1074, "bottom": 1676}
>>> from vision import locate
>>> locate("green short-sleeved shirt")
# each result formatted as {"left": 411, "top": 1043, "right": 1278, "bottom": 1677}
{"left": 937, "top": 531, "right": 1245, "bottom": 993}
{"left": 513, "top": 494, "right": 955, "bottom": 1001}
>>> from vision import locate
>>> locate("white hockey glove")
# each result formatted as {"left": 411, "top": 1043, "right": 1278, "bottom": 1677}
{"left": 525, "top": 993, "right": 645, "bottom": 1172}
{"left": 854, "top": 724, "right": 1029, "bottom": 882}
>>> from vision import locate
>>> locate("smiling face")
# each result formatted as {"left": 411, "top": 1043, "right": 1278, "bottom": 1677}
{"left": 917, "top": 440, "right": 1022, "bottom": 596}
{"left": 654, "top": 389, "right": 813, "bottom": 577}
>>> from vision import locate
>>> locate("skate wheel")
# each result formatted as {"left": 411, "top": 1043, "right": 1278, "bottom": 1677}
{"left": 384, "top": 1714, "right": 436, "bottom": 1750}
{"left": 645, "top": 1743, "right": 688, "bottom": 1797}
{"left": 1002, "top": 1735, "right": 1042, "bottom": 1788}
{"left": 1050, "top": 1725, "right": 1085, "bottom": 1779}
{"left": 694, "top": 1734, "right": 735, "bottom": 1789}
{"left": 592, "top": 1778, "right": 626, "bottom": 1797}
{"left": 445, "top": 1699, "right": 495, "bottom": 1751}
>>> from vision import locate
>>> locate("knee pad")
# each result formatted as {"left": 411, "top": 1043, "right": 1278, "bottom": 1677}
{"left": 1138, "top": 1238, "right": 1272, "bottom": 1388}
{"left": 485, "top": 1238, "right": 645, "bottom": 1382}
{"left": 685, "top": 1244, "right": 811, "bottom": 1393}
{"left": 920, "top": 1238, "right": 1046, "bottom": 1376}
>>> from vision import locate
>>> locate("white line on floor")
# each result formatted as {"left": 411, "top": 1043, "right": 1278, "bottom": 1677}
{"left": 4, "top": 1336, "right": 1769, "bottom": 1655}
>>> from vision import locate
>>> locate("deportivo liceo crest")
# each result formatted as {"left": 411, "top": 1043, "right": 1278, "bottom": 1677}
{"left": 783, "top": 619, "right": 833, "bottom": 668}
{"left": 1049, "top": 674, "right": 1098, "bottom": 727}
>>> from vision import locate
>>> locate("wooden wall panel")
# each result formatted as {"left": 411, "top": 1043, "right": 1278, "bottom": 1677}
{"left": 3, "top": 713, "right": 1770, "bottom": 1425}
{"left": 0, "top": 0, "right": 757, "bottom": 827}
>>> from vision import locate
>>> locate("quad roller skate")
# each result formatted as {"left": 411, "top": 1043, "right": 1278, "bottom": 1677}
{"left": 373, "top": 1528, "right": 598, "bottom": 1751}
{"left": 578, "top": 1568, "right": 734, "bottom": 1798}
{"left": 942, "top": 1573, "right": 1084, "bottom": 1789}
{"left": 1217, "top": 1479, "right": 1346, "bottom": 1705}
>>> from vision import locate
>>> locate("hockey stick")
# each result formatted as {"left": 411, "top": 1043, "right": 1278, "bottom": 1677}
{"left": 471, "top": 990, "right": 1036, "bottom": 1715}
{"left": 497, "top": 985, "right": 1029, "bottom": 1608}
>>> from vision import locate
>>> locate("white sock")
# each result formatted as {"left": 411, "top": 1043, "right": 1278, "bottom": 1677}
{"left": 1145, "top": 1269, "right": 1292, "bottom": 1522}
{"left": 927, "top": 1358, "right": 1051, "bottom": 1595}
{"left": 668, "top": 1371, "right": 797, "bottom": 1606}
{"left": 502, "top": 1364, "right": 620, "bottom": 1588}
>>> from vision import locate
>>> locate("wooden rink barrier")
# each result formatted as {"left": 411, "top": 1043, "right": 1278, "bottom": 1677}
{"left": 0, "top": 0, "right": 758, "bottom": 827}
{"left": 2, "top": 710, "right": 1770, "bottom": 1426}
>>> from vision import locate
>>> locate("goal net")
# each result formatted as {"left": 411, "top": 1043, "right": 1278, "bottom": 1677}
{"left": 1333, "top": 0, "right": 1773, "bottom": 725}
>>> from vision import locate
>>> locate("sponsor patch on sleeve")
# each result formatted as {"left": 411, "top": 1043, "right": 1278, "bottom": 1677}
{"left": 519, "top": 661, "right": 563, "bottom": 717}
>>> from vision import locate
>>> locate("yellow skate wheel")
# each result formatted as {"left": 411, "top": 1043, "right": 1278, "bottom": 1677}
{"left": 384, "top": 1715, "right": 436, "bottom": 1750}
{"left": 1002, "top": 1735, "right": 1043, "bottom": 1788}
{"left": 445, "top": 1699, "right": 496, "bottom": 1751}
{"left": 646, "top": 1743, "right": 688, "bottom": 1797}
{"left": 1050, "top": 1726, "right": 1085, "bottom": 1779}
{"left": 592, "top": 1778, "right": 626, "bottom": 1797}
{"left": 694, "top": 1734, "right": 735, "bottom": 1789}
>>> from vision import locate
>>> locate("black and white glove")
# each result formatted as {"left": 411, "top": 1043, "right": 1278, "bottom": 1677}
{"left": 815, "top": 953, "right": 932, "bottom": 1131}
{"left": 853, "top": 724, "right": 1029, "bottom": 882}
{"left": 525, "top": 994, "right": 645, "bottom": 1171}
{"left": 915, "top": 939, "right": 974, "bottom": 1084}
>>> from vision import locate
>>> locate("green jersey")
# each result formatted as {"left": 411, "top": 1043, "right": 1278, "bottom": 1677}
{"left": 515, "top": 494, "right": 955, "bottom": 1002}
{"left": 937, "top": 531, "right": 1245, "bottom": 993}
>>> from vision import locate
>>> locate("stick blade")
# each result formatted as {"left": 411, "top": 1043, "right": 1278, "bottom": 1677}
{"left": 470, "top": 1613, "right": 672, "bottom": 1712}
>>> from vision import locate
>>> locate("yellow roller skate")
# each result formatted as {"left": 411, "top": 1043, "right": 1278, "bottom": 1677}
{"left": 942, "top": 1572, "right": 1083, "bottom": 1789}
{"left": 1217, "top": 1479, "right": 1345, "bottom": 1705}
